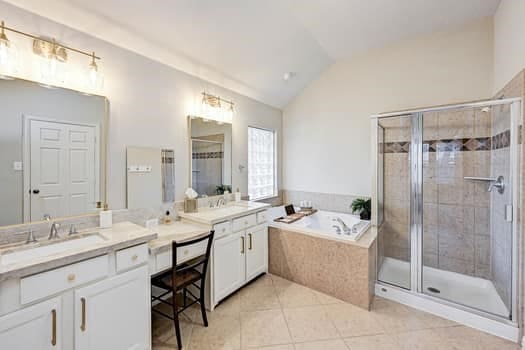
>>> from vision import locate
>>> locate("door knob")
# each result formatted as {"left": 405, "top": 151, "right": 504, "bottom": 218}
{"left": 32, "top": 189, "right": 40, "bottom": 194}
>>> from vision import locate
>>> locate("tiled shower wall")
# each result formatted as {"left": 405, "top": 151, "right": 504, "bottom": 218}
{"left": 380, "top": 108, "right": 496, "bottom": 279}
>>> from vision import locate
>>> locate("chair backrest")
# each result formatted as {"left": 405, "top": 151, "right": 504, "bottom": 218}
{"left": 171, "top": 230, "right": 215, "bottom": 282}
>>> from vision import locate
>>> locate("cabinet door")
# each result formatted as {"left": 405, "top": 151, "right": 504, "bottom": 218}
{"left": 214, "top": 231, "right": 246, "bottom": 302}
{"left": 246, "top": 226, "right": 268, "bottom": 281}
{"left": 0, "top": 297, "right": 62, "bottom": 350}
{"left": 75, "top": 266, "right": 150, "bottom": 350}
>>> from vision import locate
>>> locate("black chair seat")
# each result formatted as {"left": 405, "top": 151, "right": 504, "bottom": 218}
{"left": 159, "top": 268, "right": 200, "bottom": 289}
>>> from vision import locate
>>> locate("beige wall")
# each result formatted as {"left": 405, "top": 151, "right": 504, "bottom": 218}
{"left": 493, "top": 0, "right": 525, "bottom": 95}
{"left": 283, "top": 18, "right": 494, "bottom": 197}
{"left": 0, "top": 1, "right": 282, "bottom": 211}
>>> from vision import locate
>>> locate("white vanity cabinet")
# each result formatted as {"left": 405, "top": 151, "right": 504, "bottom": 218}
{"left": 0, "top": 297, "right": 62, "bottom": 350}
{"left": 0, "top": 243, "right": 151, "bottom": 350}
{"left": 211, "top": 212, "right": 268, "bottom": 305}
{"left": 75, "top": 266, "right": 150, "bottom": 350}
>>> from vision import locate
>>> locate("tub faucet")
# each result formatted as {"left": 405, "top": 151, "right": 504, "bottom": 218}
{"left": 333, "top": 217, "right": 352, "bottom": 235}
{"left": 332, "top": 225, "right": 342, "bottom": 235}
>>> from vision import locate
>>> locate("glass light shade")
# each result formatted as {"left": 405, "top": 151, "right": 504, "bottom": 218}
{"left": 39, "top": 55, "right": 66, "bottom": 86}
{"left": 86, "top": 61, "right": 104, "bottom": 91}
{"left": 0, "top": 39, "right": 18, "bottom": 78}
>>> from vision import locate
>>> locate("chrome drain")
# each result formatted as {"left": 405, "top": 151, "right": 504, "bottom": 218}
{"left": 427, "top": 287, "right": 441, "bottom": 294}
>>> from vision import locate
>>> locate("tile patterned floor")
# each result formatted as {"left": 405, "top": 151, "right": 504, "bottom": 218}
{"left": 152, "top": 274, "right": 520, "bottom": 350}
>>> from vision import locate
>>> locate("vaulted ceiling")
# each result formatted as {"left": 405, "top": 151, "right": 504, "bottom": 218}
{"left": 3, "top": 0, "right": 501, "bottom": 107}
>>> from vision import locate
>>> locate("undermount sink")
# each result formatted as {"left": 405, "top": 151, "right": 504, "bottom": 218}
{"left": 0, "top": 233, "right": 106, "bottom": 266}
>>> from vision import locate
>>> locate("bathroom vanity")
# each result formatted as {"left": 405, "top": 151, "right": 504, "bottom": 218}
{"left": 148, "top": 200, "right": 270, "bottom": 310}
{"left": 0, "top": 222, "right": 157, "bottom": 350}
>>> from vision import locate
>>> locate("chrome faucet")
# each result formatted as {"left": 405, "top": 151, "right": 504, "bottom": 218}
{"left": 17, "top": 230, "right": 37, "bottom": 244}
{"left": 69, "top": 224, "right": 78, "bottom": 235}
{"left": 333, "top": 217, "right": 352, "bottom": 235}
{"left": 332, "top": 225, "right": 342, "bottom": 235}
{"left": 48, "top": 219, "right": 61, "bottom": 240}
{"left": 216, "top": 197, "right": 225, "bottom": 207}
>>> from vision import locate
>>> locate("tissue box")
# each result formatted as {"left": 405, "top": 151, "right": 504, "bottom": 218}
{"left": 184, "top": 199, "right": 197, "bottom": 213}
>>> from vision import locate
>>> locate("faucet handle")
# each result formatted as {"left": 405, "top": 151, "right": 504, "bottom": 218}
{"left": 17, "top": 230, "right": 37, "bottom": 244}
{"left": 69, "top": 224, "right": 78, "bottom": 235}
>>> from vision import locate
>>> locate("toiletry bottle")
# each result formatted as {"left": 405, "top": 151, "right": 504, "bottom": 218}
{"left": 164, "top": 210, "right": 172, "bottom": 225}
{"left": 235, "top": 188, "right": 241, "bottom": 202}
{"left": 99, "top": 204, "right": 112, "bottom": 228}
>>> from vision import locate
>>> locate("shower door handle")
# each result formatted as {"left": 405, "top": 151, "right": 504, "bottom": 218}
{"left": 463, "top": 177, "right": 497, "bottom": 182}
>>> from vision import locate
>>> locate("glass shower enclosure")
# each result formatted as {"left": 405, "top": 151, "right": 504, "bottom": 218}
{"left": 374, "top": 98, "right": 521, "bottom": 321}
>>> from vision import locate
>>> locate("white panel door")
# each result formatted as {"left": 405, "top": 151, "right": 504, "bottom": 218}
{"left": 246, "top": 226, "right": 268, "bottom": 281}
{"left": 30, "top": 120, "right": 68, "bottom": 221}
{"left": 67, "top": 125, "right": 96, "bottom": 216}
{"left": 74, "top": 266, "right": 150, "bottom": 350}
{"left": 213, "top": 231, "right": 246, "bottom": 302}
{"left": 30, "top": 120, "right": 97, "bottom": 221}
{"left": 0, "top": 297, "right": 62, "bottom": 350}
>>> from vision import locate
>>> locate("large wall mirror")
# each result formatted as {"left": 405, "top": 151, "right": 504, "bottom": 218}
{"left": 189, "top": 117, "right": 232, "bottom": 197}
{"left": 0, "top": 78, "right": 108, "bottom": 227}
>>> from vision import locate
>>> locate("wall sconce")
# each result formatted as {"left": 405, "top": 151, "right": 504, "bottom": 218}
{"left": 0, "top": 20, "right": 104, "bottom": 91}
{"left": 196, "top": 92, "right": 234, "bottom": 124}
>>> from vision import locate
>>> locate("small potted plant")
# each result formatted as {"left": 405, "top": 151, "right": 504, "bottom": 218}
{"left": 215, "top": 184, "right": 232, "bottom": 195}
{"left": 351, "top": 198, "right": 371, "bottom": 220}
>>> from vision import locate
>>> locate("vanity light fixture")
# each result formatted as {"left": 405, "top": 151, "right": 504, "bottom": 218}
{"left": 199, "top": 92, "right": 234, "bottom": 124}
{"left": 0, "top": 20, "right": 103, "bottom": 90}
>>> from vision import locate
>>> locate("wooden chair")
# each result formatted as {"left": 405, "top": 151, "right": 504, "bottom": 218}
{"left": 151, "top": 230, "right": 214, "bottom": 349}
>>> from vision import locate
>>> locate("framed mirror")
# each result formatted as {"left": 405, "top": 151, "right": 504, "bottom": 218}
{"left": 188, "top": 117, "right": 232, "bottom": 197}
{"left": 0, "top": 78, "right": 108, "bottom": 227}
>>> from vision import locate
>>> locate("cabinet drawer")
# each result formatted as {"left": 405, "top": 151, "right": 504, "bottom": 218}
{"left": 232, "top": 214, "right": 257, "bottom": 232}
{"left": 155, "top": 240, "right": 207, "bottom": 272}
{"left": 257, "top": 210, "right": 268, "bottom": 224}
{"left": 213, "top": 221, "right": 231, "bottom": 238}
{"left": 116, "top": 243, "right": 148, "bottom": 273}
{"left": 20, "top": 255, "right": 109, "bottom": 304}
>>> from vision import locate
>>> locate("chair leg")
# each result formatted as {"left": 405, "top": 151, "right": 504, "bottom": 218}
{"left": 183, "top": 288, "right": 187, "bottom": 308}
{"left": 199, "top": 284, "right": 208, "bottom": 327}
{"left": 171, "top": 293, "right": 183, "bottom": 350}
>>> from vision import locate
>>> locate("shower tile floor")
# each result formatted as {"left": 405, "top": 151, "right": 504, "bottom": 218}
{"left": 152, "top": 273, "right": 519, "bottom": 349}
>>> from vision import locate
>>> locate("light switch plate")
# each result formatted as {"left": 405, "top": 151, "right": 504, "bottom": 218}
{"left": 13, "top": 161, "right": 23, "bottom": 171}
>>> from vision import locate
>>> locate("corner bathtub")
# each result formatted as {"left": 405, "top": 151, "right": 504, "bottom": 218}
{"left": 267, "top": 206, "right": 371, "bottom": 242}
{"left": 267, "top": 206, "right": 376, "bottom": 309}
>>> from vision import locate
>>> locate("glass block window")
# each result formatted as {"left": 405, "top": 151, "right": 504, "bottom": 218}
{"left": 248, "top": 127, "right": 276, "bottom": 200}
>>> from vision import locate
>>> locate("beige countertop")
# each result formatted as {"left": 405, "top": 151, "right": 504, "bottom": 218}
{"left": 178, "top": 200, "right": 270, "bottom": 225}
{"left": 0, "top": 222, "right": 157, "bottom": 282}
{"left": 148, "top": 221, "right": 210, "bottom": 254}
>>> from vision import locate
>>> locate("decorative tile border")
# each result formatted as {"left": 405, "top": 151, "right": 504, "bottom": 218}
{"left": 192, "top": 151, "right": 224, "bottom": 159}
{"left": 382, "top": 130, "right": 513, "bottom": 154}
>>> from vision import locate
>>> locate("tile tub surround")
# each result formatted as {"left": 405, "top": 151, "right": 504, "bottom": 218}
{"left": 151, "top": 273, "right": 520, "bottom": 350}
{"left": 268, "top": 226, "right": 376, "bottom": 310}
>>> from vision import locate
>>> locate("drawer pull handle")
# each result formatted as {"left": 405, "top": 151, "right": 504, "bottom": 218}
{"left": 81, "top": 297, "right": 87, "bottom": 332}
{"left": 248, "top": 233, "right": 253, "bottom": 250}
{"left": 51, "top": 309, "right": 57, "bottom": 346}
{"left": 241, "top": 236, "right": 245, "bottom": 254}
{"left": 132, "top": 254, "right": 138, "bottom": 261}
{"left": 67, "top": 274, "right": 76, "bottom": 282}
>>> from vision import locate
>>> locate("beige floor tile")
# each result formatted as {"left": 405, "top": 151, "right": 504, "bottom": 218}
{"left": 283, "top": 305, "right": 339, "bottom": 343}
{"left": 240, "top": 309, "right": 292, "bottom": 348}
{"left": 395, "top": 329, "right": 443, "bottom": 350}
{"left": 371, "top": 301, "right": 432, "bottom": 333}
{"left": 240, "top": 285, "right": 280, "bottom": 311}
{"left": 188, "top": 313, "right": 241, "bottom": 350}
{"left": 152, "top": 313, "right": 193, "bottom": 350}
{"left": 324, "top": 303, "right": 385, "bottom": 337}
{"left": 246, "top": 345, "right": 295, "bottom": 350}
{"left": 294, "top": 339, "right": 348, "bottom": 350}
{"left": 276, "top": 282, "right": 321, "bottom": 308}
{"left": 344, "top": 334, "right": 401, "bottom": 350}
{"left": 213, "top": 293, "right": 242, "bottom": 316}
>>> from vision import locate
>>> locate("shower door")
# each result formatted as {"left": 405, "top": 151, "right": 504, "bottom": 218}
{"left": 419, "top": 102, "right": 519, "bottom": 319}
{"left": 376, "top": 114, "right": 414, "bottom": 290}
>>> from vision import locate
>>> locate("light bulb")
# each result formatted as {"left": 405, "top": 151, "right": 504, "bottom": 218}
{"left": 0, "top": 21, "right": 17, "bottom": 77}
{"left": 86, "top": 52, "right": 103, "bottom": 90}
